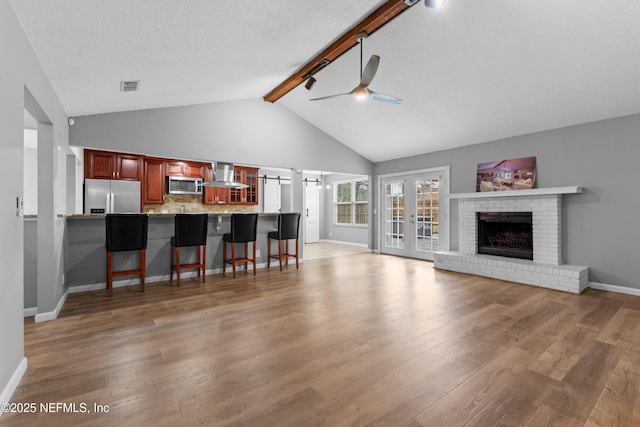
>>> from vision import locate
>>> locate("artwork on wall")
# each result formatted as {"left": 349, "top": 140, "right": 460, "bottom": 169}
{"left": 476, "top": 156, "right": 536, "bottom": 192}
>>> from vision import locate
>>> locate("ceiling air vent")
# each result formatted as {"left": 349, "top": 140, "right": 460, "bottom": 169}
{"left": 120, "top": 80, "right": 140, "bottom": 92}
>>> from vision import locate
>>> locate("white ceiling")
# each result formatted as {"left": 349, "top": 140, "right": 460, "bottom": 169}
{"left": 10, "top": 0, "right": 640, "bottom": 162}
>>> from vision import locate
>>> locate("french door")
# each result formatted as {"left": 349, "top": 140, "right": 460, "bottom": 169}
{"left": 381, "top": 169, "right": 448, "bottom": 261}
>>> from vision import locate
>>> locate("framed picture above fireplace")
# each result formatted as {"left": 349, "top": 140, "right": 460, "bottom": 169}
{"left": 476, "top": 156, "right": 536, "bottom": 192}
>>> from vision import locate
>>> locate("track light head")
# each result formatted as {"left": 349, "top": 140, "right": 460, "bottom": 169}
{"left": 305, "top": 76, "right": 317, "bottom": 90}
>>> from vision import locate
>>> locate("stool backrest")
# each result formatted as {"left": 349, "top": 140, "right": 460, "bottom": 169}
{"left": 277, "top": 213, "right": 301, "bottom": 240}
{"left": 174, "top": 214, "right": 208, "bottom": 247}
{"left": 229, "top": 213, "right": 258, "bottom": 243}
{"left": 105, "top": 214, "right": 149, "bottom": 252}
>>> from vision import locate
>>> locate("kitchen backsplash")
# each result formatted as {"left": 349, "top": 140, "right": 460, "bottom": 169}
{"left": 144, "top": 194, "right": 257, "bottom": 214}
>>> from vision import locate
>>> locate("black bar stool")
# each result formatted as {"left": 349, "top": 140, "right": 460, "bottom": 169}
{"left": 170, "top": 214, "right": 208, "bottom": 286}
{"left": 267, "top": 213, "right": 301, "bottom": 271}
{"left": 223, "top": 213, "right": 258, "bottom": 278}
{"left": 105, "top": 214, "right": 149, "bottom": 296}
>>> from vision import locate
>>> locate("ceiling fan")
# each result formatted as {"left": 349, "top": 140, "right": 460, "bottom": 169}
{"left": 309, "top": 31, "right": 402, "bottom": 104}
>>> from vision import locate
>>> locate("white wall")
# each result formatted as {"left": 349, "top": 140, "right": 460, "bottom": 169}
{"left": 23, "top": 131, "right": 38, "bottom": 214}
{"left": 69, "top": 100, "right": 373, "bottom": 176}
{"left": 1, "top": 2, "right": 70, "bottom": 405}
{"left": 375, "top": 113, "right": 640, "bottom": 290}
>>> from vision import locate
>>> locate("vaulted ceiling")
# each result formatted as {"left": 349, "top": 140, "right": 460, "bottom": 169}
{"left": 10, "top": 0, "right": 640, "bottom": 162}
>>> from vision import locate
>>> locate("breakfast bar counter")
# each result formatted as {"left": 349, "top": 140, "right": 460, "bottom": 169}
{"left": 64, "top": 212, "right": 283, "bottom": 291}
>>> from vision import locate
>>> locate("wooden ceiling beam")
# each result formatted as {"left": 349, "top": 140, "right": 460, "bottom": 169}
{"left": 264, "top": 0, "right": 415, "bottom": 103}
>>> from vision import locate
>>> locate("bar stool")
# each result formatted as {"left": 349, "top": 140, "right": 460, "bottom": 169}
{"left": 170, "top": 213, "right": 208, "bottom": 286}
{"left": 267, "top": 213, "right": 301, "bottom": 271}
{"left": 105, "top": 214, "right": 149, "bottom": 296}
{"left": 223, "top": 213, "right": 258, "bottom": 278}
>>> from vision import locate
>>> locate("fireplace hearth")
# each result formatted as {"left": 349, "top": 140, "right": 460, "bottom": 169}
{"left": 477, "top": 212, "right": 533, "bottom": 260}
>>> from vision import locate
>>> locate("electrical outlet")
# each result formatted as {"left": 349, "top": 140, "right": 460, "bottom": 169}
{"left": 256, "top": 250, "right": 261, "bottom": 258}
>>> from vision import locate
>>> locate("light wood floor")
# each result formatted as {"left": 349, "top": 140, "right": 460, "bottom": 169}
{"left": 303, "top": 241, "right": 369, "bottom": 260}
{"left": 4, "top": 253, "right": 640, "bottom": 426}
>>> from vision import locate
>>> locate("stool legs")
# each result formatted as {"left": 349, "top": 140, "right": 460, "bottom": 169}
{"left": 267, "top": 238, "right": 299, "bottom": 272}
{"left": 140, "top": 249, "right": 146, "bottom": 292}
{"left": 106, "top": 249, "right": 146, "bottom": 296}
{"left": 223, "top": 240, "right": 256, "bottom": 278}
{"left": 170, "top": 244, "right": 174, "bottom": 282}
{"left": 171, "top": 244, "right": 206, "bottom": 285}
{"left": 175, "top": 247, "right": 181, "bottom": 286}
{"left": 232, "top": 242, "right": 236, "bottom": 278}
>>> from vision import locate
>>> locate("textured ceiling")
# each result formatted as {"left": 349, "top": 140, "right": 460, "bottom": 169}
{"left": 10, "top": 0, "right": 640, "bottom": 162}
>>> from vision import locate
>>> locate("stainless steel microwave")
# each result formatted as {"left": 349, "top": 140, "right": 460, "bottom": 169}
{"left": 167, "top": 176, "right": 203, "bottom": 195}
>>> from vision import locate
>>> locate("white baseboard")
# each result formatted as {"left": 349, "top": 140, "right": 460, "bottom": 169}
{"left": 589, "top": 282, "right": 640, "bottom": 297}
{"left": 34, "top": 288, "right": 69, "bottom": 323}
{"left": 0, "top": 357, "right": 27, "bottom": 415}
{"left": 67, "top": 262, "right": 277, "bottom": 294}
{"left": 23, "top": 307, "right": 37, "bottom": 317}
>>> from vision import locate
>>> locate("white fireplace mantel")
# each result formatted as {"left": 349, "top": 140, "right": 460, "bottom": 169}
{"left": 435, "top": 185, "right": 588, "bottom": 293}
{"left": 450, "top": 186, "right": 582, "bottom": 200}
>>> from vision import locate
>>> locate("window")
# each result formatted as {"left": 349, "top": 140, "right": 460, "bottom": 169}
{"left": 335, "top": 179, "right": 368, "bottom": 225}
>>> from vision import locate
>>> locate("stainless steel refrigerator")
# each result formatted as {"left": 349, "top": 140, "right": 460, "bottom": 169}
{"left": 84, "top": 178, "right": 141, "bottom": 214}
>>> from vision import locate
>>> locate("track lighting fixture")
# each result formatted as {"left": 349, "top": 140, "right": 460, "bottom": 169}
{"left": 305, "top": 76, "right": 317, "bottom": 90}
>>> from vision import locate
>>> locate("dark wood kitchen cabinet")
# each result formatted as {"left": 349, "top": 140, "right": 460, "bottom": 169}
{"left": 84, "top": 149, "right": 143, "bottom": 181}
{"left": 202, "top": 165, "right": 230, "bottom": 205}
{"left": 165, "top": 161, "right": 205, "bottom": 178}
{"left": 143, "top": 157, "right": 165, "bottom": 204}
{"left": 229, "top": 166, "right": 259, "bottom": 205}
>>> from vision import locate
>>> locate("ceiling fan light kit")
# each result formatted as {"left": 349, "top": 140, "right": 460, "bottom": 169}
{"left": 309, "top": 31, "right": 402, "bottom": 104}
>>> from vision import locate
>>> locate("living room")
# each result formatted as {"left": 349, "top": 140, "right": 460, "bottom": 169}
{"left": 3, "top": 1, "right": 640, "bottom": 425}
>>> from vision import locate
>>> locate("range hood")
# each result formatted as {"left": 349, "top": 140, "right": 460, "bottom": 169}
{"left": 202, "top": 162, "right": 249, "bottom": 189}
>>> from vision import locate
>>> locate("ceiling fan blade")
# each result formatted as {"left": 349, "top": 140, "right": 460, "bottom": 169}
{"left": 368, "top": 89, "right": 402, "bottom": 104}
{"left": 309, "top": 92, "right": 351, "bottom": 101}
{"left": 360, "top": 55, "right": 380, "bottom": 86}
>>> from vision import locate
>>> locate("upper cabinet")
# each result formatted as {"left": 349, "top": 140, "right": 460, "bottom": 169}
{"left": 84, "top": 149, "right": 143, "bottom": 181}
{"left": 165, "top": 161, "right": 205, "bottom": 178}
{"left": 230, "top": 166, "right": 259, "bottom": 205}
{"left": 143, "top": 157, "right": 165, "bottom": 204}
{"left": 84, "top": 148, "right": 258, "bottom": 207}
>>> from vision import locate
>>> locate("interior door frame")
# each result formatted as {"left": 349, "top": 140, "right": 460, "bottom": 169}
{"left": 377, "top": 166, "right": 450, "bottom": 259}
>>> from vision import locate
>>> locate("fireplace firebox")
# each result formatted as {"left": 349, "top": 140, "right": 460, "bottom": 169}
{"left": 477, "top": 212, "right": 533, "bottom": 260}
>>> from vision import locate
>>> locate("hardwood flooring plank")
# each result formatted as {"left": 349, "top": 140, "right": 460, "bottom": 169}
{"left": 585, "top": 350, "right": 640, "bottom": 427}
{"left": 4, "top": 253, "right": 640, "bottom": 426}
{"left": 528, "top": 324, "right": 599, "bottom": 381}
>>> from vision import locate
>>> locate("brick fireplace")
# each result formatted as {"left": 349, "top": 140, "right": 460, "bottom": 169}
{"left": 434, "top": 187, "right": 589, "bottom": 293}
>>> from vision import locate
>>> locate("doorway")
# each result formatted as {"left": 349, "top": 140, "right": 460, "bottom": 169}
{"left": 379, "top": 167, "right": 449, "bottom": 261}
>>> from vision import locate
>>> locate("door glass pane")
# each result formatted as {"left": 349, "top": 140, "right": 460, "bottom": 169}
{"left": 384, "top": 181, "right": 404, "bottom": 249}
{"left": 415, "top": 178, "right": 439, "bottom": 253}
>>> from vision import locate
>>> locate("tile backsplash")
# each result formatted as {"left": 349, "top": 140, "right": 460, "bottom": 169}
{"left": 144, "top": 194, "right": 256, "bottom": 214}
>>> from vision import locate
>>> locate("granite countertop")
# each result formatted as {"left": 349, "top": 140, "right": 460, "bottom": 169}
{"left": 63, "top": 212, "right": 280, "bottom": 219}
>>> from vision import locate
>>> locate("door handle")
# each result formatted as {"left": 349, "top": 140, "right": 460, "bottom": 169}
{"left": 306, "top": 208, "right": 309, "bottom": 217}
